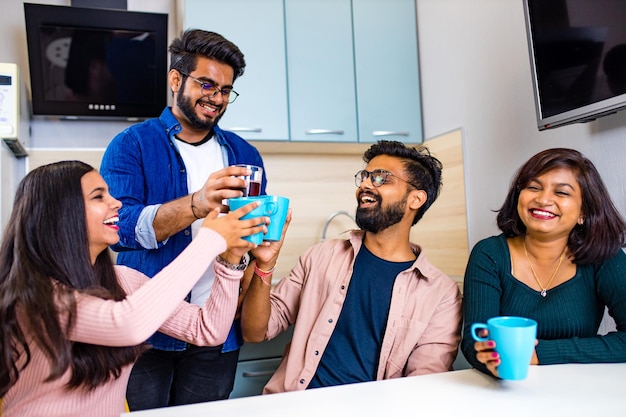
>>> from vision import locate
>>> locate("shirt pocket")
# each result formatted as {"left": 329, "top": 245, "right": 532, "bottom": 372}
{"left": 384, "top": 317, "right": 428, "bottom": 377}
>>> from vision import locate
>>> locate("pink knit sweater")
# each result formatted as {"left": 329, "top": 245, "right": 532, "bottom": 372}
{"left": 2, "top": 228, "right": 241, "bottom": 417}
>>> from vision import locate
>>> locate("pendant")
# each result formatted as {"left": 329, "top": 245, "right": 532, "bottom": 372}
{"left": 541, "top": 289, "right": 547, "bottom": 297}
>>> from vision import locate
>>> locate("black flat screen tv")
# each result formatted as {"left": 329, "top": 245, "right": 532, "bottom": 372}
{"left": 24, "top": 3, "right": 168, "bottom": 121}
{"left": 523, "top": 0, "right": 626, "bottom": 130}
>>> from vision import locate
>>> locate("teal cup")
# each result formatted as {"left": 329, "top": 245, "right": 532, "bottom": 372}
{"left": 262, "top": 196, "right": 290, "bottom": 241}
{"left": 471, "top": 316, "right": 537, "bottom": 380}
{"left": 228, "top": 196, "right": 276, "bottom": 245}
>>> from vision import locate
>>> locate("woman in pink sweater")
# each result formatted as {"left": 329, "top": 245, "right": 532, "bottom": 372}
{"left": 0, "top": 161, "right": 273, "bottom": 416}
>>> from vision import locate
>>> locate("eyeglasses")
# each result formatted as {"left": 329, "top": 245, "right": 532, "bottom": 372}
{"left": 354, "top": 169, "right": 418, "bottom": 189}
{"left": 179, "top": 71, "right": 239, "bottom": 103}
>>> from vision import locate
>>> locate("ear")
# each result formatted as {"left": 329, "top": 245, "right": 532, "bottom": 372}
{"left": 408, "top": 189, "right": 428, "bottom": 211}
{"left": 168, "top": 69, "right": 183, "bottom": 93}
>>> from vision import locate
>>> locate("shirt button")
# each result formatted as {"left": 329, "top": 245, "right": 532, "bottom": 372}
{"left": 184, "top": 230, "right": 190, "bottom": 236}
{"left": 328, "top": 318, "right": 333, "bottom": 323}
{"left": 314, "top": 350, "right": 319, "bottom": 355}
{"left": 341, "top": 285, "right": 345, "bottom": 290}
{"left": 299, "top": 379, "right": 305, "bottom": 384}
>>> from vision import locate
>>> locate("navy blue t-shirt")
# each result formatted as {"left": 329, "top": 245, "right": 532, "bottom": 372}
{"left": 308, "top": 245, "right": 414, "bottom": 388}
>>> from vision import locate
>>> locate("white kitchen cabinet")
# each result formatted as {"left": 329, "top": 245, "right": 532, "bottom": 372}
{"left": 353, "top": 0, "right": 423, "bottom": 143}
{"left": 183, "top": 0, "right": 290, "bottom": 141}
{"left": 183, "top": 0, "right": 422, "bottom": 144}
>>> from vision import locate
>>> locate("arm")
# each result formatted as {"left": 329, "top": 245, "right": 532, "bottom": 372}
{"left": 240, "top": 259, "right": 273, "bottom": 342}
{"left": 101, "top": 133, "right": 253, "bottom": 245}
{"left": 460, "top": 238, "right": 505, "bottom": 375}
{"left": 153, "top": 166, "right": 253, "bottom": 242}
{"left": 100, "top": 132, "right": 154, "bottom": 251}
{"left": 68, "top": 227, "right": 229, "bottom": 346}
{"left": 66, "top": 204, "right": 265, "bottom": 346}
{"left": 157, "top": 261, "right": 243, "bottom": 346}
{"left": 240, "top": 211, "right": 292, "bottom": 342}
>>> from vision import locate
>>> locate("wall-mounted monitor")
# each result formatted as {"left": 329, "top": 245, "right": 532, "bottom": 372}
{"left": 24, "top": 3, "right": 168, "bottom": 121}
{"left": 523, "top": 0, "right": 626, "bottom": 130}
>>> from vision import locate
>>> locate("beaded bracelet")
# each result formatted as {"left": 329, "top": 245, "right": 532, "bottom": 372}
{"left": 254, "top": 264, "right": 275, "bottom": 286}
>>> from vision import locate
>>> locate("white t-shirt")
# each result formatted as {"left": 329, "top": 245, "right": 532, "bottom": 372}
{"left": 176, "top": 137, "right": 225, "bottom": 306}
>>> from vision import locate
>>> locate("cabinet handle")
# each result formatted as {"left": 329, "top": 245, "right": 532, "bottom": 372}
{"left": 372, "top": 131, "right": 410, "bottom": 137}
{"left": 227, "top": 127, "right": 263, "bottom": 133}
{"left": 242, "top": 370, "right": 276, "bottom": 378}
{"left": 305, "top": 129, "right": 345, "bottom": 135}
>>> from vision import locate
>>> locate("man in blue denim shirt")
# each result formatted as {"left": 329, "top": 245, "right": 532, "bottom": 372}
{"left": 100, "top": 29, "right": 267, "bottom": 410}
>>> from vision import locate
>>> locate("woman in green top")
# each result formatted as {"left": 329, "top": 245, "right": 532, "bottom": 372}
{"left": 461, "top": 148, "right": 626, "bottom": 377}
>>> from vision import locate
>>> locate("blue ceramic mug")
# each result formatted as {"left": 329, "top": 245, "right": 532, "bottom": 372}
{"left": 471, "top": 316, "right": 537, "bottom": 380}
{"left": 228, "top": 196, "right": 276, "bottom": 244}
{"left": 262, "top": 196, "right": 290, "bottom": 241}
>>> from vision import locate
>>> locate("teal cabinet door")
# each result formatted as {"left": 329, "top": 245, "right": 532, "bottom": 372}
{"left": 285, "top": 0, "right": 358, "bottom": 142}
{"left": 353, "top": 0, "right": 423, "bottom": 143}
{"left": 183, "top": 0, "right": 289, "bottom": 141}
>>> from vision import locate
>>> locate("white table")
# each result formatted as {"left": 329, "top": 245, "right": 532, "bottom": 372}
{"left": 125, "top": 363, "right": 626, "bottom": 416}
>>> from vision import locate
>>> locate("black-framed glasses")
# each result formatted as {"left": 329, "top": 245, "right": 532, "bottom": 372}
{"left": 179, "top": 71, "right": 239, "bottom": 103}
{"left": 355, "top": 169, "right": 418, "bottom": 189}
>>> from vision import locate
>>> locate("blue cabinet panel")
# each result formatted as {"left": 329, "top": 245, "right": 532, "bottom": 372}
{"left": 353, "top": 0, "right": 423, "bottom": 143}
{"left": 183, "top": 0, "right": 422, "bottom": 144}
{"left": 184, "top": 0, "right": 290, "bottom": 141}
{"left": 284, "top": 0, "right": 358, "bottom": 142}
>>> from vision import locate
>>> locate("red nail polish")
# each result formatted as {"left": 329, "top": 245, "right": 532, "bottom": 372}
{"left": 488, "top": 341, "right": 495, "bottom": 348}
{"left": 492, "top": 352, "right": 499, "bottom": 358}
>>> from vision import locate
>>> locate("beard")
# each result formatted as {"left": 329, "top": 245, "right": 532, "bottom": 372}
{"left": 176, "top": 84, "right": 225, "bottom": 130}
{"left": 356, "top": 193, "right": 407, "bottom": 233}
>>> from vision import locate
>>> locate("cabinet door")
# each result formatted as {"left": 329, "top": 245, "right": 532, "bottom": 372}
{"left": 285, "top": 0, "right": 358, "bottom": 142}
{"left": 353, "top": 0, "right": 423, "bottom": 143}
{"left": 230, "top": 357, "right": 283, "bottom": 398}
{"left": 183, "top": 0, "right": 289, "bottom": 141}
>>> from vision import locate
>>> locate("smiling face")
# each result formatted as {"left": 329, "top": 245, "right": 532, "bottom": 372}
{"left": 171, "top": 56, "right": 234, "bottom": 135}
{"left": 355, "top": 155, "right": 417, "bottom": 233}
{"left": 517, "top": 167, "right": 584, "bottom": 239}
{"left": 81, "top": 171, "right": 121, "bottom": 264}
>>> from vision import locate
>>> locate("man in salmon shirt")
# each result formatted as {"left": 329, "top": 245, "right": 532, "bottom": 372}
{"left": 241, "top": 140, "right": 462, "bottom": 393}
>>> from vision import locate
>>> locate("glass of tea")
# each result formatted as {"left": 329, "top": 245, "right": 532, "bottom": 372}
{"left": 233, "top": 164, "right": 263, "bottom": 196}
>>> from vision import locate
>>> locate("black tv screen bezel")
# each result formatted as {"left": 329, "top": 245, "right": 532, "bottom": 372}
{"left": 24, "top": 3, "right": 168, "bottom": 121}
{"left": 522, "top": 0, "right": 626, "bottom": 131}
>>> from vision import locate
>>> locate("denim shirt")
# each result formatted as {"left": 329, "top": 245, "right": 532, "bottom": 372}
{"left": 101, "top": 107, "right": 267, "bottom": 351}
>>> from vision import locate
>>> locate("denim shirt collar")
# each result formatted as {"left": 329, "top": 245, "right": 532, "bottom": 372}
{"left": 158, "top": 107, "right": 230, "bottom": 165}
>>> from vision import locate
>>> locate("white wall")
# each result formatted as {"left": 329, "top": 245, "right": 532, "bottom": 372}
{"left": 417, "top": 0, "right": 626, "bottom": 246}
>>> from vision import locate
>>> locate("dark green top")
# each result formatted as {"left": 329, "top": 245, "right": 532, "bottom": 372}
{"left": 461, "top": 234, "right": 626, "bottom": 373}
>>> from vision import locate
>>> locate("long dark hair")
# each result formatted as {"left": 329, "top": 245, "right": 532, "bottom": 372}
{"left": 0, "top": 161, "right": 143, "bottom": 396}
{"left": 496, "top": 148, "right": 626, "bottom": 264}
{"left": 363, "top": 140, "right": 443, "bottom": 224}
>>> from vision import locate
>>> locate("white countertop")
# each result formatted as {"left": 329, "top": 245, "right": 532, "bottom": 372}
{"left": 125, "top": 363, "right": 626, "bottom": 416}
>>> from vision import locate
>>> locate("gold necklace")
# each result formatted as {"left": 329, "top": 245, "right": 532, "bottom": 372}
{"left": 523, "top": 239, "right": 565, "bottom": 298}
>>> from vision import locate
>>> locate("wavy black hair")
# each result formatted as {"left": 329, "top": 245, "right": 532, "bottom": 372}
{"left": 496, "top": 148, "right": 626, "bottom": 264}
{"left": 363, "top": 140, "right": 443, "bottom": 225}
